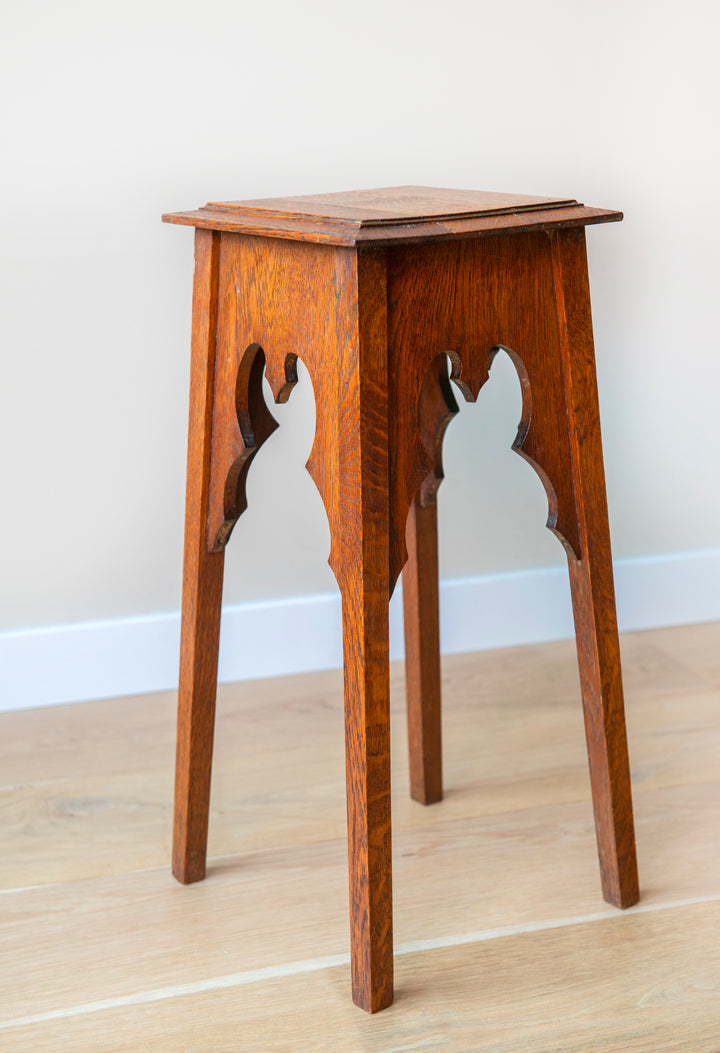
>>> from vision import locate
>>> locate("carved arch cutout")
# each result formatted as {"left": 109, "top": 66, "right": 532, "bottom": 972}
{"left": 440, "top": 344, "right": 579, "bottom": 561}
{"left": 209, "top": 343, "right": 300, "bottom": 551}
{"left": 390, "top": 352, "right": 459, "bottom": 590}
{"left": 485, "top": 344, "right": 578, "bottom": 559}
{"left": 415, "top": 352, "right": 460, "bottom": 507}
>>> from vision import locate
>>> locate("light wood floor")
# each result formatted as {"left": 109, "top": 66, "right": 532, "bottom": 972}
{"left": 2, "top": 622, "right": 720, "bottom": 1051}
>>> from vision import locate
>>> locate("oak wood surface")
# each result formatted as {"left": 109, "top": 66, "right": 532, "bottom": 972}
{"left": 1, "top": 624, "right": 719, "bottom": 1050}
{"left": 551, "top": 228, "right": 639, "bottom": 908}
{"left": 180, "top": 231, "right": 396, "bottom": 1009}
{"left": 337, "top": 248, "right": 393, "bottom": 1011}
{"left": 163, "top": 187, "right": 622, "bottom": 247}
{"left": 165, "top": 188, "right": 635, "bottom": 1011}
{"left": 384, "top": 228, "right": 638, "bottom": 911}
{"left": 8, "top": 903, "right": 719, "bottom": 1053}
{"left": 385, "top": 230, "right": 582, "bottom": 585}
{"left": 2, "top": 791, "right": 717, "bottom": 1025}
{"left": 163, "top": 202, "right": 622, "bottom": 247}
{"left": 206, "top": 185, "right": 577, "bottom": 221}
{"left": 172, "top": 229, "right": 225, "bottom": 885}
{"left": 2, "top": 629, "right": 714, "bottom": 892}
{"left": 403, "top": 494, "right": 443, "bottom": 805}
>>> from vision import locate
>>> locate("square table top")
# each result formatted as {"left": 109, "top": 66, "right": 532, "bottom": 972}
{"left": 163, "top": 185, "right": 621, "bottom": 246}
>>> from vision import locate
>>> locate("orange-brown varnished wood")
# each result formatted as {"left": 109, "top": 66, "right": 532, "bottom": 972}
{"left": 164, "top": 186, "right": 637, "bottom": 1013}
{"left": 550, "top": 228, "right": 639, "bottom": 908}
{"left": 386, "top": 232, "right": 582, "bottom": 587}
{"left": 173, "top": 228, "right": 225, "bottom": 884}
{"left": 398, "top": 354, "right": 458, "bottom": 804}
{"left": 403, "top": 493, "right": 442, "bottom": 805}
{"left": 338, "top": 249, "right": 393, "bottom": 1010}
{"left": 163, "top": 186, "right": 622, "bottom": 247}
{"left": 176, "top": 231, "right": 395, "bottom": 1010}
{"left": 3, "top": 625, "right": 719, "bottom": 1049}
{"left": 207, "top": 185, "right": 576, "bottom": 222}
{"left": 208, "top": 339, "right": 279, "bottom": 551}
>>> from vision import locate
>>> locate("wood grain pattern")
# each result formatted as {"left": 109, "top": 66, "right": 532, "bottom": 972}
{"left": 208, "top": 341, "right": 279, "bottom": 550}
{"left": 337, "top": 248, "right": 393, "bottom": 1011}
{"left": 399, "top": 353, "right": 458, "bottom": 804}
{"left": 3, "top": 629, "right": 713, "bottom": 894}
{"left": 2, "top": 623, "right": 720, "bottom": 1050}
{"left": 386, "top": 231, "right": 582, "bottom": 588}
{"left": 164, "top": 187, "right": 635, "bottom": 1011}
{"left": 550, "top": 227, "right": 639, "bottom": 908}
{"left": 163, "top": 202, "right": 622, "bottom": 247}
{"left": 177, "top": 231, "right": 395, "bottom": 1010}
{"left": 163, "top": 188, "right": 622, "bottom": 247}
{"left": 387, "top": 226, "right": 637, "bottom": 906}
{"left": 3, "top": 627, "right": 712, "bottom": 892}
{"left": 402, "top": 493, "right": 442, "bottom": 804}
{"left": 173, "top": 228, "right": 225, "bottom": 885}
{"left": 206, "top": 185, "right": 576, "bottom": 220}
{"left": 8, "top": 902, "right": 718, "bottom": 1053}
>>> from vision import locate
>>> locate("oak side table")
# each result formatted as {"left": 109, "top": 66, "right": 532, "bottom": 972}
{"left": 162, "top": 186, "right": 639, "bottom": 1013}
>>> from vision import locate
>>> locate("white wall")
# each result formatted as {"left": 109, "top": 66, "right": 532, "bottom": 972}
{"left": 1, "top": 0, "right": 719, "bottom": 705}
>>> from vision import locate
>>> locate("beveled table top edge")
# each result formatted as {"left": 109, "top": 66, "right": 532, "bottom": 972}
{"left": 163, "top": 185, "right": 622, "bottom": 245}
{"left": 162, "top": 203, "right": 623, "bottom": 246}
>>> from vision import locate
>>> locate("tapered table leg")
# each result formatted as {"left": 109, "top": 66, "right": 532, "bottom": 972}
{"left": 173, "top": 229, "right": 225, "bottom": 886}
{"left": 552, "top": 228, "right": 639, "bottom": 908}
{"left": 403, "top": 492, "right": 443, "bottom": 804}
{"left": 341, "top": 575, "right": 393, "bottom": 1012}
{"left": 335, "top": 248, "right": 394, "bottom": 1013}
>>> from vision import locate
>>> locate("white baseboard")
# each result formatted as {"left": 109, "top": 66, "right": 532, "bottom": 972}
{"left": 1, "top": 549, "right": 719, "bottom": 713}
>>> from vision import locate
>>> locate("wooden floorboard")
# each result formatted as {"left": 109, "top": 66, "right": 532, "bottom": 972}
{"left": 1, "top": 622, "right": 719, "bottom": 1050}
{"left": 6, "top": 902, "right": 720, "bottom": 1053}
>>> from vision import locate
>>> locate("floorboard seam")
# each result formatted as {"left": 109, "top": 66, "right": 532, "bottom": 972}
{"left": 2, "top": 892, "right": 719, "bottom": 1032}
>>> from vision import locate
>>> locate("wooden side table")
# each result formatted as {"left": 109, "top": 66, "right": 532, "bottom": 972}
{"left": 162, "top": 186, "right": 639, "bottom": 1013}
